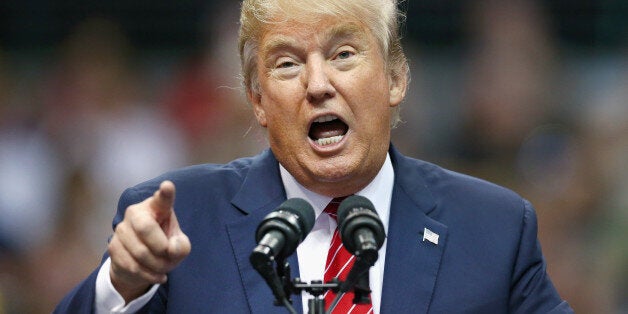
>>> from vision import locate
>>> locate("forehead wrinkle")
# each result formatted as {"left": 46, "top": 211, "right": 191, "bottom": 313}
{"left": 261, "top": 20, "right": 369, "bottom": 58}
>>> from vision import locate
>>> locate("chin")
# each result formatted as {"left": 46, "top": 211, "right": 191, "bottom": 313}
{"left": 310, "top": 162, "right": 356, "bottom": 183}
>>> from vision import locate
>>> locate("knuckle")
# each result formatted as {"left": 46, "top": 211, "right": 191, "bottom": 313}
{"left": 124, "top": 204, "right": 140, "bottom": 219}
{"left": 134, "top": 246, "right": 152, "bottom": 261}
{"left": 112, "top": 255, "right": 135, "bottom": 276}
{"left": 114, "top": 221, "right": 128, "bottom": 236}
{"left": 127, "top": 265, "right": 140, "bottom": 277}
{"left": 133, "top": 217, "right": 156, "bottom": 238}
{"left": 108, "top": 235, "right": 122, "bottom": 255}
{"left": 107, "top": 241, "right": 116, "bottom": 255}
{"left": 125, "top": 201, "right": 150, "bottom": 220}
{"left": 107, "top": 234, "right": 117, "bottom": 247}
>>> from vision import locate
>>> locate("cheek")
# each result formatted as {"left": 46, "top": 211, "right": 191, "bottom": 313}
{"left": 351, "top": 81, "right": 392, "bottom": 131}
{"left": 357, "top": 79, "right": 392, "bottom": 112}
{"left": 350, "top": 65, "right": 390, "bottom": 99}
{"left": 259, "top": 93, "right": 304, "bottom": 141}
{"left": 262, "top": 82, "right": 306, "bottom": 119}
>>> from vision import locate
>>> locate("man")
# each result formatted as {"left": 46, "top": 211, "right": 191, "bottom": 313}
{"left": 56, "top": 0, "right": 573, "bottom": 313}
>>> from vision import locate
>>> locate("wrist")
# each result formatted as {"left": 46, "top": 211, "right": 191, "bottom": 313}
{"left": 110, "top": 269, "right": 152, "bottom": 304}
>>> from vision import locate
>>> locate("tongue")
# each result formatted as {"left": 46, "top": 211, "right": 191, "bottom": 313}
{"left": 309, "top": 119, "right": 348, "bottom": 140}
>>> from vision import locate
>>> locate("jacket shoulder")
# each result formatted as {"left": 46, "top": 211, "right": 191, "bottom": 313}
{"left": 394, "top": 151, "right": 528, "bottom": 223}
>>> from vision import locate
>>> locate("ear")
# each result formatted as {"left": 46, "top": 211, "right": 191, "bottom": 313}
{"left": 388, "top": 70, "right": 408, "bottom": 108}
{"left": 247, "top": 88, "right": 267, "bottom": 127}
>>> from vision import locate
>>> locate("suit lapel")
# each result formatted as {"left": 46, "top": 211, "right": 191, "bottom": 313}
{"left": 224, "top": 147, "right": 448, "bottom": 313}
{"left": 380, "top": 147, "right": 448, "bottom": 313}
{"left": 224, "top": 150, "right": 304, "bottom": 313}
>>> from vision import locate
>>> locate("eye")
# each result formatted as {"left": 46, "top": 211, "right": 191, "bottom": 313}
{"left": 277, "top": 61, "right": 297, "bottom": 68}
{"left": 270, "top": 56, "right": 301, "bottom": 79}
{"left": 330, "top": 46, "right": 358, "bottom": 71}
{"left": 333, "top": 44, "right": 357, "bottom": 61}
{"left": 336, "top": 50, "right": 355, "bottom": 60}
{"left": 275, "top": 56, "right": 298, "bottom": 69}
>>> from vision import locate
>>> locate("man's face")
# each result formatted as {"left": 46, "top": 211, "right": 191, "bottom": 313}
{"left": 249, "top": 16, "right": 406, "bottom": 197}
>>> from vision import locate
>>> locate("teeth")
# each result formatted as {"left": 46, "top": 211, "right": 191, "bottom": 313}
{"left": 316, "top": 135, "right": 343, "bottom": 146}
{"left": 314, "top": 115, "right": 338, "bottom": 123}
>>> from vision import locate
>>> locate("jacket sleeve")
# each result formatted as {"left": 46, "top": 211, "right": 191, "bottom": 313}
{"left": 508, "top": 200, "right": 574, "bottom": 313}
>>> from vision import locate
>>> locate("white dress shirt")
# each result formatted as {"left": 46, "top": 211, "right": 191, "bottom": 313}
{"left": 285, "top": 154, "right": 393, "bottom": 314}
{"left": 94, "top": 153, "right": 394, "bottom": 313}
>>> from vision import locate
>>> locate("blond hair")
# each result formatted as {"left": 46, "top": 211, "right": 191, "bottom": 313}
{"left": 238, "top": 0, "right": 409, "bottom": 127}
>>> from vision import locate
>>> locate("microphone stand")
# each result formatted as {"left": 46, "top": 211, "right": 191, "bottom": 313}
{"left": 275, "top": 258, "right": 336, "bottom": 313}
{"left": 275, "top": 252, "right": 375, "bottom": 314}
{"left": 292, "top": 278, "right": 340, "bottom": 314}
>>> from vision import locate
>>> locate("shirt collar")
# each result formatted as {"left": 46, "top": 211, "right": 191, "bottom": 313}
{"left": 279, "top": 153, "right": 394, "bottom": 231}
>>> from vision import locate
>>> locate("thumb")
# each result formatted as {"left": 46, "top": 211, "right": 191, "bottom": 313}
{"left": 168, "top": 232, "right": 191, "bottom": 260}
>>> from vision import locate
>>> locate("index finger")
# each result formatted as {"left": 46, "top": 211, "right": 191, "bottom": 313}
{"left": 149, "top": 180, "right": 176, "bottom": 218}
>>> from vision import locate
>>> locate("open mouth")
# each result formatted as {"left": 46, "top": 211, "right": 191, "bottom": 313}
{"left": 308, "top": 114, "right": 349, "bottom": 146}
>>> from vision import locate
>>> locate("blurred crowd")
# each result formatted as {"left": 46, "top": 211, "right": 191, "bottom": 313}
{"left": 0, "top": 0, "right": 626, "bottom": 313}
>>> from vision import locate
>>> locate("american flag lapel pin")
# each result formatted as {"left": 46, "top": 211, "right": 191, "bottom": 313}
{"left": 423, "top": 227, "right": 439, "bottom": 245}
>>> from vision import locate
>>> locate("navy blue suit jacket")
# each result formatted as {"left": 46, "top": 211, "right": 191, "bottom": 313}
{"left": 55, "top": 145, "right": 572, "bottom": 313}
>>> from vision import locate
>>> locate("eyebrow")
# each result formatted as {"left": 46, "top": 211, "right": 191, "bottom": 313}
{"left": 321, "top": 22, "right": 367, "bottom": 46}
{"left": 261, "top": 36, "right": 301, "bottom": 58}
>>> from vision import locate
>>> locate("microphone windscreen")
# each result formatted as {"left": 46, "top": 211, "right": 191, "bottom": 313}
{"left": 337, "top": 195, "right": 385, "bottom": 254}
{"left": 277, "top": 198, "right": 315, "bottom": 237}
{"left": 337, "top": 195, "right": 378, "bottom": 224}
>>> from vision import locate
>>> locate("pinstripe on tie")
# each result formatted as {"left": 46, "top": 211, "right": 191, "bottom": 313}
{"left": 323, "top": 197, "right": 373, "bottom": 314}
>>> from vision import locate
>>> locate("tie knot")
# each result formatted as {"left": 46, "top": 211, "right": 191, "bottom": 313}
{"left": 323, "top": 196, "right": 348, "bottom": 221}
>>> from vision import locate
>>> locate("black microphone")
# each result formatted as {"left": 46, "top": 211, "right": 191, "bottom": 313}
{"left": 337, "top": 195, "right": 385, "bottom": 265}
{"left": 251, "top": 198, "right": 315, "bottom": 262}
{"left": 326, "top": 195, "right": 385, "bottom": 309}
{"left": 250, "top": 198, "right": 315, "bottom": 306}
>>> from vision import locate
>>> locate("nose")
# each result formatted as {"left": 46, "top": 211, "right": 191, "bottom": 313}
{"left": 303, "top": 56, "right": 335, "bottom": 103}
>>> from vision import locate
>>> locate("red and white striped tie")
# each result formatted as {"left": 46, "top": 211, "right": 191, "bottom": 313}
{"left": 323, "top": 197, "right": 373, "bottom": 314}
